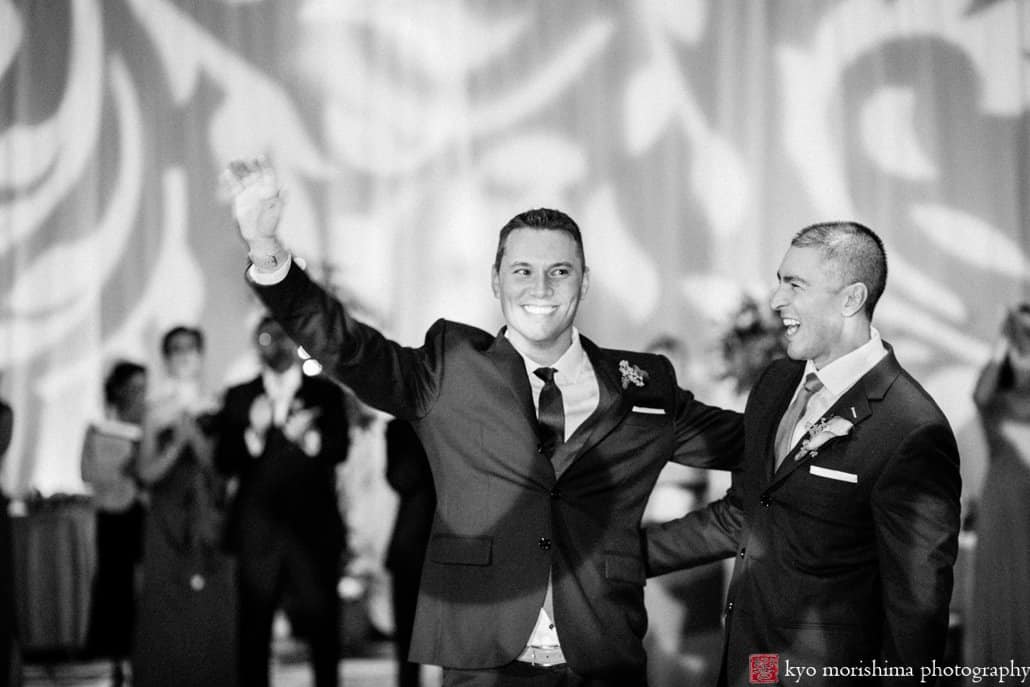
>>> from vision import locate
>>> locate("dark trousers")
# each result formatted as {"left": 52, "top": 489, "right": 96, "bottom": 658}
{"left": 86, "top": 504, "right": 144, "bottom": 659}
{"left": 237, "top": 546, "right": 340, "bottom": 687}
{"left": 443, "top": 662, "right": 648, "bottom": 687}
{"left": 391, "top": 565, "right": 423, "bottom": 687}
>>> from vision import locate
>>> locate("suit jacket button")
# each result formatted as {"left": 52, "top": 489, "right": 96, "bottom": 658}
{"left": 738, "top": 548, "right": 746, "bottom": 558}
{"left": 726, "top": 601, "right": 734, "bottom": 613}
{"left": 537, "top": 444, "right": 546, "bottom": 455}
{"left": 760, "top": 495, "right": 771, "bottom": 507}
{"left": 550, "top": 489, "right": 561, "bottom": 499}
{"left": 538, "top": 537, "right": 552, "bottom": 551}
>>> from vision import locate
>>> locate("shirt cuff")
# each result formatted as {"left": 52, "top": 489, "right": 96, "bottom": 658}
{"left": 247, "top": 255, "right": 294, "bottom": 285}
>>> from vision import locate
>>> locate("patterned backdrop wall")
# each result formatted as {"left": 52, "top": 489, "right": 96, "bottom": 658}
{"left": 1, "top": 0, "right": 1028, "bottom": 496}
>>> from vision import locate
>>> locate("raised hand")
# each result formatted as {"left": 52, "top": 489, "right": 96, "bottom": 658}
{"left": 220, "top": 157, "right": 284, "bottom": 243}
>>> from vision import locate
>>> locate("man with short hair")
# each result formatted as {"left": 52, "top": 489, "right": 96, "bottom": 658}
{"left": 214, "top": 315, "right": 350, "bottom": 687}
{"left": 221, "top": 158, "right": 743, "bottom": 686}
{"left": 646, "top": 222, "right": 962, "bottom": 686}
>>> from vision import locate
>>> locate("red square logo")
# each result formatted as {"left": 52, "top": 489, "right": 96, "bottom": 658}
{"left": 749, "top": 654, "right": 779, "bottom": 684}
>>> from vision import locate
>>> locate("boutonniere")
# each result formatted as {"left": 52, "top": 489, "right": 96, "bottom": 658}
{"left": 618, "top": 360, "right": 648, "bottom": 389}
{"left": 796, "top": 415, "right": 853, "bottom": 460}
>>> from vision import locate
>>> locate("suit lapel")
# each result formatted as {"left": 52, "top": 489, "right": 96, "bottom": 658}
{"left": 551, "top": 337, "right": 628, "bottom": 478}
{"left": 761, "top": 363, "right": 805, "bottom": 481}
{"left": 769, "top": 349, "right": 900, "bottom": 486}
{"left": 485, "top": 329, "right": 544, "bottom": 443}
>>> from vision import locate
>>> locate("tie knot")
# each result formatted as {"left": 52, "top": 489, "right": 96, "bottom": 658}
{"left": 534, "top": 367, "right": 557, "bottom": 384}
{"left": 803, "top": 373, "right": 823, "bottom": 395}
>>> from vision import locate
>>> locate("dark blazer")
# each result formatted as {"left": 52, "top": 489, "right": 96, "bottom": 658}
{"left": 252, "top": 263, "right": 743, "bottom": 679}
{"left": 647, "top": 351, "right": 962, "bottom": 686}
{"left": 214, "top": 372, "right": 349, "bottom": 567}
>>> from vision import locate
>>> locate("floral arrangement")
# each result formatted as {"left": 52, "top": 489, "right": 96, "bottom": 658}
{"left": 718, "top": 296, "right": 787, "bottom": 394}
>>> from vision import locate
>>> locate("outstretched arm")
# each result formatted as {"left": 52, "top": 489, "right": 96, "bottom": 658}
{"left": 644, "top": 485, "right": 744, "bottom": 577}
{"left": 220, "top": 157, "right": 442, "bottom": 420}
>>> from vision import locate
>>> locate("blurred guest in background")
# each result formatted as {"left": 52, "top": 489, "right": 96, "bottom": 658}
{"left": 384, "top": 418, "right": 435, "bottom": 687}
{"left": 133, "top": 326, "right": 236, "bottom": 687}
{"left": 215, "top": 315, "right": 349, "bottom": 687}
{"left": 969, "top": 304, "right": 1030, "bottom": 666}
{"left": 0, "top": 387, "right": 15, "bottom": 687}
{"left": 80, "top": 361, "right": 147, "bottom": 687}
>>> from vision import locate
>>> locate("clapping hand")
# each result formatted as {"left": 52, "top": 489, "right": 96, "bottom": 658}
{"left": 248, "top": 395, "right": 274, "bottom": 435}
{"left": 283, "top": 407, "right": 321, "bottom": 445}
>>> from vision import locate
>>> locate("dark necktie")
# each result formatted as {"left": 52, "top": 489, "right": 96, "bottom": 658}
{"left": 534, "top": 367, "right": 565, "bottom": 459}
{"left": 773, "top": 372, "right": 824, "bottom": 468}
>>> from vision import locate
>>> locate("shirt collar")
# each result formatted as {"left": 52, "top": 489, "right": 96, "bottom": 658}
{"left": 804, "top": 327, "right": 888, "bottom": 397}
{"left": 506, "top": 327, "right": 590, "bottom": 384}
{"left": 262, "top": 363, "right": 303, "bottom": 399}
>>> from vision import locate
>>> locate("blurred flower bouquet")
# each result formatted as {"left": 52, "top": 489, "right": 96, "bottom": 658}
{"left": 718, "top": 296, "right": 787, "bottom": 395}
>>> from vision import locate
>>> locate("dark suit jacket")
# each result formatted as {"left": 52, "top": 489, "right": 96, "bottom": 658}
{"left": 647, "top": 351, "right": 962, "bottom": 686}
{"left": 252, "top": 263, "right": 743, "bottom": 678}
{"left": 214, "top": 372, "right": 349, "bottom": 572}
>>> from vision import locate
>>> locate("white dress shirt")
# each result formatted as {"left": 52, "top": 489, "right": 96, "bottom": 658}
{"left": 506, "top": 328, "right": 599, "bottom": 654}
{"left": 787, "top": 327, "right": 888, "bottom": 448}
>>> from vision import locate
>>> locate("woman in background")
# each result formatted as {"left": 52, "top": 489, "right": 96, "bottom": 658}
{"left": 969, "top": 304, "right": 1030, "bottom": 666}
{"left": 81, "top": 361, "right": 147, "bottom": 687}
{"left": 133, "top": 326, "right": 236, "bottom": 687}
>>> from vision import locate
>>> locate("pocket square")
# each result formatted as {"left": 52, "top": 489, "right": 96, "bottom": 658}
{"left": 631, "top": 406, "right": 665, "bottom": 415}
{"left": 809, "top": 465, "right": 858, "bottom": 483}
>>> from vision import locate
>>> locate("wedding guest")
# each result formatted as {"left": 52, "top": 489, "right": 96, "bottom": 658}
{"left": 647, "top": 222, "right": 961, "bottom": 686}
{"left": 220, "top": 157, "right": 742, "bottom": 686}
{"left": 968, "top": 304, "right": 1030, "bottom": 666}
{"left": 133, "top": 327, "right": 236, "bottom": 687}
{"left": 214, "top": 315, "right": 349, "bottom": 687}
{"left": 81, "top": 361, "right": 147, "bottom": 687}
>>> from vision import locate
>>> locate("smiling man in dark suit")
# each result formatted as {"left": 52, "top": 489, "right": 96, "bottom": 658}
{"left": 221, "top": 157, "right": 742, "bottom": 686}
{"left": 646, "top": 222, "right": 962, "bottom": 686}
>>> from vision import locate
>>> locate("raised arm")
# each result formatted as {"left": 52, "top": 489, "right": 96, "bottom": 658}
{"left": 644, "top": 483, "right": 744, "bottom": 577}
{"left": 221, "top": 158, "right": 442, "bottom": 419}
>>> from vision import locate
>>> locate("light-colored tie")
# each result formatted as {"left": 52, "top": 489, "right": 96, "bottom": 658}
{"left": 773, "top": 372, "right": 823, "bottom": 468}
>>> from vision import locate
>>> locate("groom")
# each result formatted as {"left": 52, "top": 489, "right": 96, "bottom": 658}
{"left": 221, "top": 158, "right": 743, "bottom": 686}
{"left": 646, "top": 222, "right": 961, "bottom": 686}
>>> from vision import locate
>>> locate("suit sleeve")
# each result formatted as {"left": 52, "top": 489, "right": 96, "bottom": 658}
{"left": 670, "top": 385, "right": 744, "bottom": 471}
{"left": 250, "top": 262, "right": 442, "bottom": 420}
{"left": 644, "top": 483, "right": 744, "bottom": 576}
{"left": 870, "top": 422, "right": 961, "bottom": 672}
